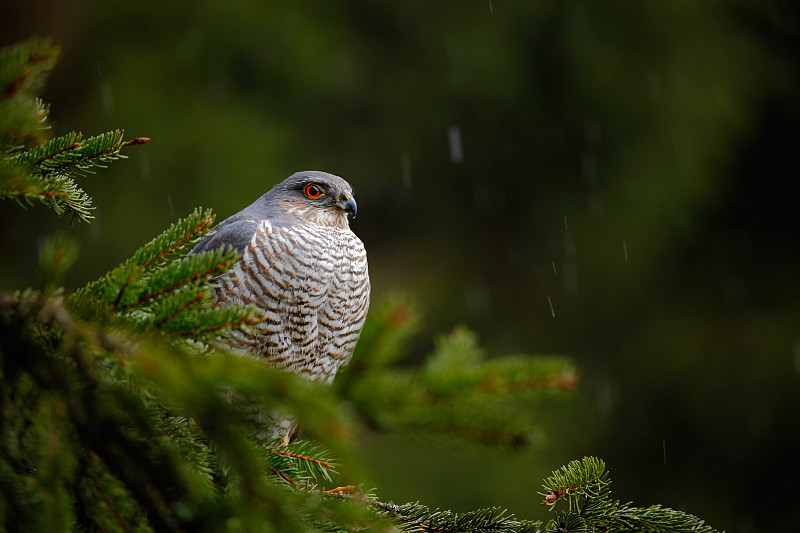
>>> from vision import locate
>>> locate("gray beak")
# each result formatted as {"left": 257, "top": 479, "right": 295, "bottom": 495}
{"left": 338, "top": 194, "right": 358, "bottom": 219}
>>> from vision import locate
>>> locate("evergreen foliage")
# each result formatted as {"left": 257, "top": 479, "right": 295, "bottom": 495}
{"left": 0, "top": 38, "right": 724, "bottom": 532}
{"left": 342, "top": 307, "right": 577, "bottom": 447}
{"left": 0, "top": 39, "right": 149, "bottom": 221}
{"left": 376, "top": 458, "right": 718, "bottom": 532}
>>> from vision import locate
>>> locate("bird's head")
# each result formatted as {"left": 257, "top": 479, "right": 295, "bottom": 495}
{"left": 272, "top": 171, "right": 358, "bottom": 229}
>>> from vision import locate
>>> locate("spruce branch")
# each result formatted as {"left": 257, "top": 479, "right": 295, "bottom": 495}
{"left": 0, "top": 38, "right": 59, "bottom": 101}
{"left": 66, "top": 207, "right": 261, "bottom": 342}
{"left": 541, "top": 457, "right": 609, "bottom": 513}
{"left": 37, "top": 231, "right": 79, "bottom": 296}
{"left": 119, "top": 245, "right": 239, "bottom": 308}
{"left": 540, "top": 458, "right": 722, "bottom": 533}
{"left": 0, "top": 39, "right": 58, "bottom": 147}
{"left": 372, "top": 500, "right": 544, "bottom": 533}
{"left": 0, "top": 292, "right": 193, "bottom": 532}
{"left": 345, "top": 315, "right": 576, "bottom": 447}
{"left": 72, "top": 207, "right": 217, "bottom": 313}
{"left": 263, "top": 440, "right": 338, "bottom": 486}
{"left": 1, "top": 41, "right": 150, "bottom": 222}
{"left": 10, "top": 130, "right": 150, "bottom": 180}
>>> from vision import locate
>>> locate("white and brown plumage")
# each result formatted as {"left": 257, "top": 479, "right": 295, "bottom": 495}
{"left": 192, "top": 171, "right": 370, "bottom": 438}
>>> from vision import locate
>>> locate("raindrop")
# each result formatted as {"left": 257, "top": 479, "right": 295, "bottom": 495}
{"left": 100, "top": 80, "right": 114, "bottom": 114}
{"left": 552, "top": 261, "right": 557, "bottom": 276}
{"left": 489, "top": 0, "right": 494, "bottom": 14}
{"left": 622, "top": 240, "right": 629, "bottom": 262}
{"left": 96, "top": 59, "right": 102, "bottom": 78}
{"left": 447, "top": 126, "right": 463, "bottom": 164}
{"left": 401, "top": 154, "right": 412, "bottom": 190}
{"left": 546, "top": 294, "right": 555, "bottom": 318}
{"left": 563, "top": 216, "right": 568, "bottom": 231}
{"left": 167, "top": 194, "right": 174, "bottom": 217}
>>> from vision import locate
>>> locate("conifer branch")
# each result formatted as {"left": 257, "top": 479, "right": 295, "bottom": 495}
{"left": 152, "top": 292, "right": 206, "bottom": 329}
{"left": 171, "top": 309, "right": 262, "bottom": 338}
{"left": 120, "top": 251, "right": 237, "bottom": 308}
{"left": 269, "top": 449, "right": 334, "bottom": 470}
{"left": 345, "top": 316, "right": 576, "bottom": 447}
{"left": 110, "top": 212, "right": 215, "bottom": 309}
{"left": 371, "top": 500, "right": 544, "bottom": 533}
{"left": 540, "top": 458, "right": 721, "bottom": 533}
{"left": 71, "top": 207, "right": 216, "bottom": 312}
{"left": 268, "top": 465, "right": 303, "bottom": 487}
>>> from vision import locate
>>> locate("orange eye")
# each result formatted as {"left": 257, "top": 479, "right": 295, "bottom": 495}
{"left": 303, "top": 183, "right": 324, "bottom": 198}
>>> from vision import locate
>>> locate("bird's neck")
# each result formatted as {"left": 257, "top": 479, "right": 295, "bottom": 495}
{"left": 279, "top": 200, "right": 350, "bottom": 229}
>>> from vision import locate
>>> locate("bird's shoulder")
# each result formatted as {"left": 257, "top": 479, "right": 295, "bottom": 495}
{"left": 190, "top": 213, "right": 261, "bottom": 255}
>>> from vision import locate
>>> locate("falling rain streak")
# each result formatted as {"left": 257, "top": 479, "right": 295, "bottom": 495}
{"left": 447, "top": 126, "right": 463, "bottom": 164}
{"left": 547, "top": 294, "right": 555, "bottom": 318}
{"left": 623, "top": 240, "right": 628, "bottom": 262}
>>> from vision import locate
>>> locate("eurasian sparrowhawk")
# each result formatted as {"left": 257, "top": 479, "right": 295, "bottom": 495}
{"left": 192, "top": 171, "right": 370, "bottom": 439}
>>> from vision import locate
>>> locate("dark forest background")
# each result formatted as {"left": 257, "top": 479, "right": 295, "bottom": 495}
{"left": 2, "top": 2, "right": 798, "bottom": 531}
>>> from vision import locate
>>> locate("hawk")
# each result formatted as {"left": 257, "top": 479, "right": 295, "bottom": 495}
{"left": 191, "top": 171, "right": 370, "bottom": 440}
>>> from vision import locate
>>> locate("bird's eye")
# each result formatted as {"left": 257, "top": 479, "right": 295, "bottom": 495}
{"left": 303, "top": 184, "right": 324, "bottom": 199}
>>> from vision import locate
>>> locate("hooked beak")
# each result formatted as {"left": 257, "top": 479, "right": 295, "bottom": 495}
{"left": 337, "top": 194, "right": 358, "bottom": 219}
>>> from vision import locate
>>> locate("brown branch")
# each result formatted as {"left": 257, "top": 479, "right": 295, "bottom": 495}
{"left": 33, "top": 141, "right": 82, "bottom": 167}
{"left": 175, "top": 314, "right": 261, "bottom": 338}
{"left": 153, "top": 293, "right": 205, "bottom": 330}
{"left": 0, "top": 68, "right": 31, "bottom": 99}
{"left": 478, "top": 372, "right": 579, "bottom": 394}
{"left": 139, "top": 218, "right": 215, "bottom": 272}
{"left": 112, "top": 217, "right": 215, "bottom": 310}
{"left": 123, "top": 137, "right": 150, "bottom": 147}
{"left": 87, "top": 455, "right": 134, "bottom": 533}
{"left": 40, "top": 190, "right": 70, "bottom": 201}
{"left": 267, "top": 465, "right": 301, "bottom": 487}
{"left": 123, "top": 259, "right": 234, "bottom": 309}
{"left": 46, "top": 131, "right": 126, "bottom": 174}
{"left": 267, "top": 448, "right": 333, "bottom": 469}
{"left": 38, "top": 134, "right": 144, "bottom": 175}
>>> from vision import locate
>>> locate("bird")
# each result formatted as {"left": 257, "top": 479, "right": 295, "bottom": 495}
{"left": 191, "top": 170, "right": 370, "bottom": 441}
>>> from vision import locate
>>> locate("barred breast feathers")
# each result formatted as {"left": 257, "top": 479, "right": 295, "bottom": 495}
{"left": 216, "top": 218, "right": 370, "bottom": 381}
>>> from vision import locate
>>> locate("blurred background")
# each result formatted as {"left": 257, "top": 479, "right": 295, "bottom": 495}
{"left": 2, "top": 1, "right": 798, "bottom": 531}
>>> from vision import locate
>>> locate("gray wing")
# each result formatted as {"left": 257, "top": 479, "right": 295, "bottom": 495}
{"left": 190, "top": 215, "right": 258, "bottom": 255}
